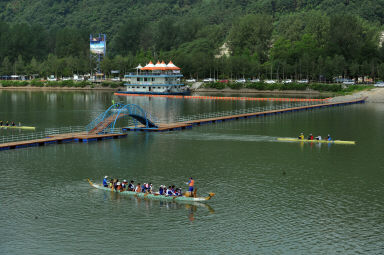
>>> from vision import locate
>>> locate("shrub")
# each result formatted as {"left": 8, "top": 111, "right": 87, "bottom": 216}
{"left": 30, "top": 80, "right": 44, "bottom": 87}
{"left": 227, "top": 82, "right": 243, "bottom": 89}
{"left": 203, "top": 82, "right": 226, "bottom": 89}
{"left": 0, "top": 80, "right": 29, "bottom": 87}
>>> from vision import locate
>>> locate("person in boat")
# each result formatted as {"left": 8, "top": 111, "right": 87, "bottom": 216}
{"left": 18, "top": 122, "right": 21, "bottom": 126}
{"left": 298, "top": 133, "right": 304, "bottom": 140}
{"left": 186, "top": 177, "right": 194, "bottom": 196}
{"left": 167, "top": 186, "right": 175, "bottom": 196}
{"left": 159, "top": 185, "right": 164, "bottom": 195}
{"left": 0, "top": 120, "right": 3, "bottom": 126}
{"left": 307, "top": 134, "right": 314, "bottom": 140}
{"left": 122, "top": 180, "right": 127, "bottom": 190}
{"left": 327, "top": 134, "right": 332, "bottom": 141}
{"left": 315, "top": 135, "right": 322, "bottom": 140}
{"left": 114, "top": 179, "right": 119, "bottom": 190}
{"left": 135, "top": 183, "right": 142, "bottom": 192}
{"left": 5, "top": 121, "right": 9, "bottom": 126}
{"left": 148, "top": 183, "right": 153, "bottom": 194}
{"left": 103, "top": 176, "right": 108, "bottom": 187}
{"left": 128, "top": 180, "right": 135, "bottom": 191}
{"left": 175, "top": 187, "right": 182, "bottom": 196}
{"left": 108, "top": 178, "right": 114, "bottom": 188}
{"left": 11, "top": 121, "right": 15, "bottom": 126}
{"left": 116, "top": 182, "right": 121, "bottom": 191}
{"left": 141, "top": 183, "right": 147, "bottom": 193}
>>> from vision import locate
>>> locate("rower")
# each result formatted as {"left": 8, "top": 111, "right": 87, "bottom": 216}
{"left": 327, "top": 134, "right": 332, "bottom": 141}
{"left": 128, "top": 180, "right": 135, "bottom": 191}
{"left": 11, "top": 121, "right": 15, "bottom": 126}
{"left": 307, "top": 134, "right": 314, "bottom": 140}
{"left": 135, "top": 183, "right": 142, "bottom": 192}
{"left": 5, "top": 121, "right": 9, "bottom": 126}
{"left": 159, "top": 185, "right": 164, "bottom": 195}
{"left": 122, "top": 180, "right": 127, "bottom": 189}
{"left": 167, "top": 186, "right": 175, "bottom": 196}
{"left": 298, "top": 133, "right": 304, "bottom": 140}
{"left": 142, "top": 183, "right": 147, "bottom": 193}
{"left": 316, "top": 135, "right": 322, "bottom": 140}
{"left": 186, "top": 177, "right": 194, "bottom": 197}
{"left": 0, "top": 120, "right": 3, "bottom": 126}
{"left": 103, "top": 176, "right": 108, "bottom": 187}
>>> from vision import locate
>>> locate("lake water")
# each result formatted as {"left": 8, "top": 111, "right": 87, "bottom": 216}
{"left": 0, "top": 90, "right": 383, "bottom": 254}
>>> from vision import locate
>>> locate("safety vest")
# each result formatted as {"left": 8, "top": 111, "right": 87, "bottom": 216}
{"left": 189, "top": 179, "right": 194, "bottom": 187}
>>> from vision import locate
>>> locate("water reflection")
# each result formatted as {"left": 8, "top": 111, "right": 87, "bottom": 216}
{"left": 93, "top": 189, "right": 214, "bottom": 222}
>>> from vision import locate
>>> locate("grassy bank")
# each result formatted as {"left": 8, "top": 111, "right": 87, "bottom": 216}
{"left": 202, "top": 82, "right": 373, "bottom": 94}
{"left": 0, "top": 80, "right": 123, "bottom": 89}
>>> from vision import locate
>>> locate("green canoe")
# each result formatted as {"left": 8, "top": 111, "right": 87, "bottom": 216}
{"left": 88, "top": 179, "right": 215, "bottom": 203}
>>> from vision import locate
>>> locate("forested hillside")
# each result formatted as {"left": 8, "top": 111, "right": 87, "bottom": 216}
{"left": 0, "top": 0, "right": 384, "bottom": 80}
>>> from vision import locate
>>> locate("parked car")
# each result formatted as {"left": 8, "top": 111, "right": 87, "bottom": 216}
{"left": 283, "top": 79, "right": 292, "bottom": 84}
{"left": 203, "top": 78, "right": 215, "bottom": 82}
{"left": 185, "top": 78, "right": 196, "bottom": 83}
{"left": 374, "top": 81, "right": 384, "bottom": 87}
{"left": 47, "top": 75, "right": 57, "bottom": 81}
{"left": 62, "top": 77, "right": 72, "bottom": 81}
{"left": 219, "top": 79, "right": 229, "bottom": 83}
{"left": 343, "top": 80, "right": 355, "bottom": 85}
{"left": 235, "top": 78, "right": 246, "bottom": 83}
{"left": 264, "top": 80, "right": 276, "bottom": 84}
{"left": 297, "top": 79, "right": 309, "bottom": 84}
{"left": 250, "top": 78, "right": 260, "bottom": 83}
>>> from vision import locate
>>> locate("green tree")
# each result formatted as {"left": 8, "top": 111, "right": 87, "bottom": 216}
{"left": 228, "top": 14, "right": 273, "bottom": 63}
{"left": 1, "top": 57, "right": 12, "bottom": 75}
{"left": 14, "top": 55, "right": 25, "bottom": 74}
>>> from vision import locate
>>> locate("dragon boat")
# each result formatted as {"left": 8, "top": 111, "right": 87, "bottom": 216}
{"left": 88, "top": 179, "right": 215, "bottom": 202}
{"left": 277, "top": 137, "right": 355, "bottom": 145}
{"left": 0, "top": 126, "right": 35, "bottom": 130}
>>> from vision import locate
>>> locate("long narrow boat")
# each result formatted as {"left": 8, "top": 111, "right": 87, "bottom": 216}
{"left": 0, "top": 126, "right": 36, "bottom": 130}
{"left": 88, "top": 179, "right": 215, "bottom": 202}
{"left": 277, "top": 137, "right": 355, "bottom": 145}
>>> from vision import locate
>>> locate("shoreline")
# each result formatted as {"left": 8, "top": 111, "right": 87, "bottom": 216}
{"left": 1, "top": 85, "right": 382, "bottom": 103}
{"left": 329, "top": 88, "right": 384, "bottom": 103}
{"left": 193, "top": 88, "right": 332, "bottom": 96}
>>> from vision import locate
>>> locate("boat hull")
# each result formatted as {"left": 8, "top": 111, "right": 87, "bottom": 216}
{"left": 277, "top": 137, "right": 355, "bottom": 145}
{"left": 88, "top": 179, "right": 214, "bottom": 202}
{"left": 116, "top": 91, "right": 191, "bottom": 96}
{"left": 0, "top": 126, "right": 35, "bottom": 130}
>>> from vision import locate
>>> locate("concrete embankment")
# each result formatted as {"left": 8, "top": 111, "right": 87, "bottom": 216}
{"left": 329, "top": 88, "right": 384, "bottom": 103}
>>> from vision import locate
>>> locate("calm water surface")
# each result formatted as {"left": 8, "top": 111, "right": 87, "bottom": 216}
{"left": 0, "top": 90, "right": 383, "bottom": 254}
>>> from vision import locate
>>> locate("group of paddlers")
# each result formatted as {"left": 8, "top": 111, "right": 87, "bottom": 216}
{"left": 102, "top": 176, "right": 196, "bottom": 197}
{"left": 0, "top": 121, "right": 19, "bottom": 126}
{"left": 298, "top": 133, "right": 332, "bottom": 141}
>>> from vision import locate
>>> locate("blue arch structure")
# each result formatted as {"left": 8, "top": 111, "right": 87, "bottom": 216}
{"left": 86, "top": 103, "right": 158, "bottom": 134}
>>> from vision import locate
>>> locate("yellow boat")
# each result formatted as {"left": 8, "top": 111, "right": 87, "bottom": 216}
{"left": 0, "top": 126, "right": 36, "bottom": 131}
{"left": 277, "top": 137, "right": 355, "bottom": 145}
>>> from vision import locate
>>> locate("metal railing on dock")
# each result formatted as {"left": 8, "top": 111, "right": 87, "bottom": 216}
{"left": 162, "top": 101, "right": 322, "bottom": 124}
{"left": 0, "top": 126, "right": 85, "bottom": 144}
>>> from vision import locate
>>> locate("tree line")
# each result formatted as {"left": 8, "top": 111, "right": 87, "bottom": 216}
{"left": 0, "top": 11, "right": 384, "bottom": 81}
